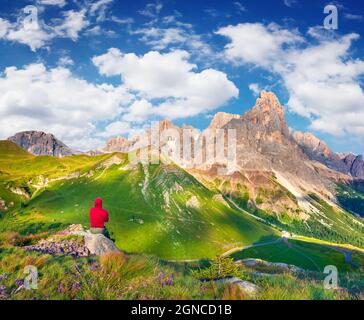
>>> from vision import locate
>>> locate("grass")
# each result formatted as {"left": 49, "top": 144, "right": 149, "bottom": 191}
{"left": 0, "top": 142, "right": 278, "bottom": 260}
{"left": 0, "top": 243, "right": 360, "bottom": 300}
{"left": 231, "top": 239, "right": 360, "bottom": 273}
{"left": 0, "top": 245, "right": 216, "bottom": 300}
{"left": 255, "top": 273, "right": 353, "bottom": 300}
{"left": 0, "top": 141, "right": 363, "bottom": 300}
{"left": 337, "top": 183, "right": 364, "bottom": 217}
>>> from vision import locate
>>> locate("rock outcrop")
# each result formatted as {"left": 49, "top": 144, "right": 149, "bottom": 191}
{"left": 84, "top": 233, "right": 120, "bottom": 256}
{"left": 103, "top": 136, "right": 133, "bottom": 153}
{"left": 241, "top": 258, "right": 305, "bottom": 274}
{"left": 215, "top": 277, "right": 260, "bottom": 296}
{"left": 24, "top": 225, "right": 121, "bottom": 257}
{"left": 208, "top": 112, "right": 241, "bottom": 129}
{"left": 63, "top": 224, "right": 121, "bottom": 256}
{"left": 8, "top": 131, "right": 75, "bottom": 157}
{"left": 293, "top": 131, "right": 349, "bottom": 174}
{"left": 338, "top": 153, "right": 364, "bottom": 179}
{"left": 292, "top": 131, "right": 364, "bottom": 180}
{"left": 242, "top": 91, "right": 290, "bottom": 139}
{"left": 186, "top": 196, "right": 200, "bottom": 209}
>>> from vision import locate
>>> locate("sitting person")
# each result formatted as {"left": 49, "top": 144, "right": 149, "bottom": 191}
{"left": 90, "top": 197, "right": 110, "bottom": 239}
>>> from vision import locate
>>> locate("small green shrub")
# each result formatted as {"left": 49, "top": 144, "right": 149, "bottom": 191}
{"left": 191, "top": 256, "right": 241, "bottom": 281}
{"left": 255, "top": 197, "right": 263, "bottom": 205}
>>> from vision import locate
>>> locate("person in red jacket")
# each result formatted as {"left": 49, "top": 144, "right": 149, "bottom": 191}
{"left": 90, "top": 197, "right": 110, "bottom": 238}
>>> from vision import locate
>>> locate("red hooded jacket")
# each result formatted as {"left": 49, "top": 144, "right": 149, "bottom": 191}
{"left": 90, "top": 198, "right": 109, "bottom": 228}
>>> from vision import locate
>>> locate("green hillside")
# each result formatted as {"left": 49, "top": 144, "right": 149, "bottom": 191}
{"left": 337, "top": 183, "right": 364, "bottom": 217}
{"left": 0, "top": 142, "right": 278, "bottom": 259}
{"left": 231, "top": 238, "right": 359, "bottom": 272}
{"left": 0, "top": 142, "right": 362, "bottom": 300}
{"left": 0, "top": 140, "right": 33, "bottom": 157}
{"left": 0, "top": 141, "right": 363, "bottom": 263}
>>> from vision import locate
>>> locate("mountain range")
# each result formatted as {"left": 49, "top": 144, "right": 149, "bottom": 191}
{"left": 1, "top": 91, "right": 364, "bottom": 259}
{"left": 10, "top": 92, "right": 364, "bottom": 180}
{"left": 8, "top": 92, "right": 364, "bottom": 214}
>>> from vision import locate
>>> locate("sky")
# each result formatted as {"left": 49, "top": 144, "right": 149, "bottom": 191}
{"left": 0, "top": 0, "right": 363, "bottom": 153}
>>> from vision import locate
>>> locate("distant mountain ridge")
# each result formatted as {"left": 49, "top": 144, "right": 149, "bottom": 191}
{"left": 1, "top": 92, "right": 364, "bottom": 255}
{"left": 339, "top": 153, "right": 364, "bottom": 179}
{"left": 6, "top": 92, "right": 364, "bottom": 182}
{"left": 102, "top": 92, "right": 364, "bottom": 180}
{"left": 8, "top": 131, "right": 76, "bottom": 157}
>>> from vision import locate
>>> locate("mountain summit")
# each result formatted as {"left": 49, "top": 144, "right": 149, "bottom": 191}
{"left": 242, "top": 91, "right": 290, "bottom": 138}
{"left": 8, "top": 131, "right": 75, "bottom": 157}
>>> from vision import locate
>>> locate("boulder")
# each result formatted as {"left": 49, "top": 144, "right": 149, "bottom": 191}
{"left": 241, "top": 258, "right": 265, "bottom": 268}
{"left": 56, "top": 224, "right": 86, "bottom": 236}
{"left": 215, "top": 277, "right": 260, "bottom": 297}
{"left": 252, "top": 272, "right": 277, "bottom": 278}
{"left": 241, "top": 258, "right": 305, "bottom": 274}
{"left": 212, "top": 194, "right": 229, "bottom": 207}
{"left": 23, "top": 225, "right": 121, "bottom": 257}
{"left": 84, "top": 233, "right": 120, "bottom": 256}
{"left": 186, "top": 196, "right": 200, "bottom": 209}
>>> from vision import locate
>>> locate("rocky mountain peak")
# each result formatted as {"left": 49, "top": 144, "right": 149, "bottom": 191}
{"left": 7, "top": 131, "right": 75, "bottom": 157}
{"left": 255, "top": 91, "right": 285, "bottom": 116}
{"left": 103, "top": 136, "right": 132, "bottom": 153}
{"left": 293, "top": 131, "right": 332, "bottom": 158}
{"left": 293, "top": 131, "right": 356, "bottom": 175}
{"left": 242, "top": 91, "right": 289, "bottom": 137}
{"left": 338, "top": 153, "right": 364, "bottom": 179}
{"left": 208, "top": 112, "right": 241, "bottom": 129}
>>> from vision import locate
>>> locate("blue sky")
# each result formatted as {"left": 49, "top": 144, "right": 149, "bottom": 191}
{"left": 0, "top": 0, "right": 363, "bottom": 153}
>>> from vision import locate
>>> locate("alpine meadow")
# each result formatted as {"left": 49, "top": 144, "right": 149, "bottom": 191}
{"left": 0, "top": 0, "right": 363, "bottom": 303}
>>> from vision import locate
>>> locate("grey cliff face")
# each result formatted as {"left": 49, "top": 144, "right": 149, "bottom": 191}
{"left": 7, "top": 131, "right": 75, "bottom": 157}
{"left": 293, "top": 131, "right": 349, "bottom": 174}
{"left": 339, "top": 153, "right": 364, "bottom": 179}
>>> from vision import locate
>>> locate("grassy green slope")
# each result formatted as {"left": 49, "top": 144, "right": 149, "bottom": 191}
{"left": 0, "top": 144, "right": 278, "bottom": 259}
{"left": 336, "top": 183, "right": 364, "bottom": 217}
{"left": 1, "top": 141, "right": 362, "bottom": 263}
{"left": 222, "top": 182, "right": 364, "bottom": 248}
{"left": 0, "top": 141, "right": 117, "bottom": 212}
{"left": 231, "top": 239, "right": 358, "bottom": 272}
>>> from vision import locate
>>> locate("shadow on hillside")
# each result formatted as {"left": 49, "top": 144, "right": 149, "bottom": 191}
{"left": 252, "top": 234, "right": 280, "bottom": 246}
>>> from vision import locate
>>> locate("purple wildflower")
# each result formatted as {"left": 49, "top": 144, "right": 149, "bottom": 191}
{"left": 159, "top": 273, "right": 174, "bottom": 287}
{"left": 71, "top": 282, "right": 81, "bottom": 292}
{"left": 89, "top": 263, "right": 99, "bottom": 272}
{"left": 57, "top": 283, "right": 66, "bottom": 294}
{"left": 0, "top": 285, "right": 8, "bottom": 300}
{"left": 14, "top": 279, "right": 24, "bottom": 287}
{"left": 167, "top": 274, "right": 174, "bottom": 286}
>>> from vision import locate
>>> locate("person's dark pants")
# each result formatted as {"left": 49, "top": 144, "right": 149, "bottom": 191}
{"left": 90, "top": 227, "right": 110, "bottom": 239}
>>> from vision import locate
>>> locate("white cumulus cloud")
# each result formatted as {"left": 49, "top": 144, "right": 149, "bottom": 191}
{"left": 93, "top": 48, "right": 239, "bottom": 121}
{"left": 54, "top": 10, "right": 89, "bottom": 41}
{"left": 216, "top": 23, "right": 303, "bottom": 67}
{"left": 217, "top": 23, "right": 364, "bottom": 136}
{"left": 0, "top": 63, "right": 133, "bottom": 150}
{"left": 0, "top": 18, "right": 10, "bottom": 38}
